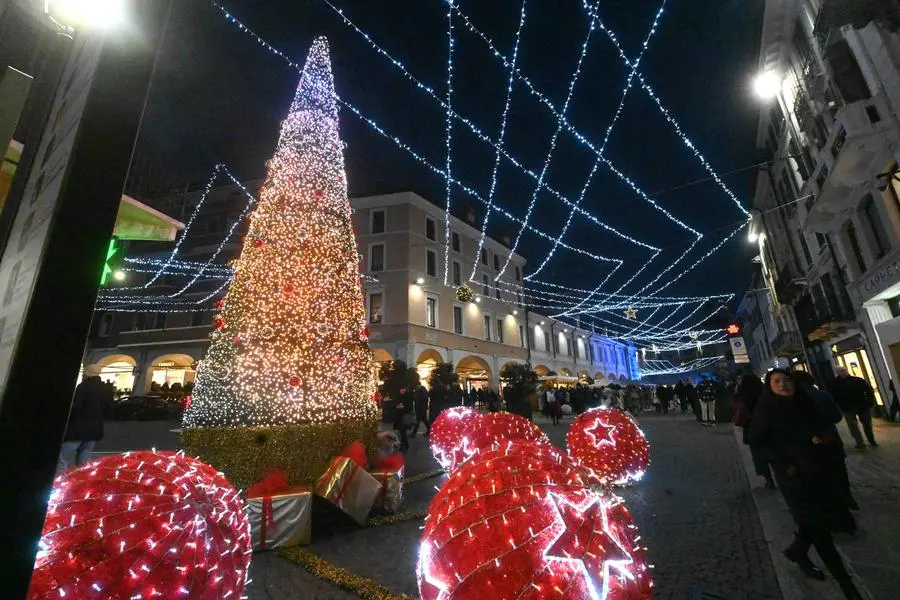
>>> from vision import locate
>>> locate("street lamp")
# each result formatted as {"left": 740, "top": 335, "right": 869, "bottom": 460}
{"left": 753, "top": 71, "right": 780, "bottom": 101}
{"left": 43, "top": 0, "right": 128, "bottom": 32}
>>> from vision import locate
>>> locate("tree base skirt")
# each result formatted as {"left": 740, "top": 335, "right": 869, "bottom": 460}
{"left": 181, "top": 420, "right": 379, "bottom": 490}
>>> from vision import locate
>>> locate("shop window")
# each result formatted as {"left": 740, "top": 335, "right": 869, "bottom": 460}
{"left": 497, "top": 319, "right": 504, "bottom": 343}
{"left": 452, "top": 260, "right": 461, "bottom": 286}
{"left": 369, "top": 243, "right": 385, "bottom": 272}
{"left": 368, "top": 293, "right": 383, "bottom": 324}
{"left": 371, "top": 209, "right": 385, "bottom": 234}
{"left": 425, "top": 217, "right": 436, "bottom": 241}
{"left": 426, "top": 296, "right": 437, "bottom": 328}
{"left": 483, "top": 314, "right": 492, "bottom": 341}
{"left": 426, "top": 249, "right": 437, "bottom": 277}
{"left": 861, "top": 195, "right": 890, "bottom": 259}
{"left": 453, "top": 305, "right": 463, "bottom": 334}
{"left": 451, "top": 231, "right": 460, "bottom": 252}
{"left": 888, "top": 296, "right": 900, "bottom": 319}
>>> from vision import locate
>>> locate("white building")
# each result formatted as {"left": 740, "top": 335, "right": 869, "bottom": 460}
{"left": 352, "top": 192, "right": 639, "bottom": 390}
{"left": 750, "top": 0, "right": 900, "bottom": 406}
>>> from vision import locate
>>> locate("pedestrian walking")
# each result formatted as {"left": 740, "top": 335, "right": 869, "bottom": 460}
{"left": 57, "top": 365, "right": 113, "bottom": 473}
{"left": 829, "top": 366, "right": 878, "bottom": 450}
{"left": 549, "top": 388, "right": 562, "bottom": 425}
{"left": 392, "top": 387, "right": 413, "bottom": 452}
{"left": 411, "top": 384, "right": 430, "bottom": 438}
{"left": 733, "top": 373, "right": 775, "bottom": 489}
{"left": 749, "top": 369, "right": 863, "bottom": 599}
{"left": 697, "top": 376, "right": 717, "bottom": 426}
{"left": 793, "top": 371, "right": 858, "bottom": 512}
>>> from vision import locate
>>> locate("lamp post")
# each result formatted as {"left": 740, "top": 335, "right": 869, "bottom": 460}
{"left": 0, "top": 2, "right": 172, "bottom": 596}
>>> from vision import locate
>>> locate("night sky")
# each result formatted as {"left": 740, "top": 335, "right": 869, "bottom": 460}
{"left": 132, "top": 0, "right": 765, "bottom": 324}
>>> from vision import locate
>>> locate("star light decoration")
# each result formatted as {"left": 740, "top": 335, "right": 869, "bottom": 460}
{"left": 624, "top": 307, "right": 637, "bottom": 320}
{"left": 429, "top": 406, "right": 480, "bottom": 471}
{"left": 417, "top": 442, "right": 652, "bottom": 600}
{"left": 567, "top": 408, "right": 650, "bottom": 486}
{"left": 28, "top": 451, "right": 252, "bottom": 600}
{"left": 182, "top": 37, "right": 378, "bottom": 429}
{"left": 448, "top": 411, "right": 550, "bottom": 473}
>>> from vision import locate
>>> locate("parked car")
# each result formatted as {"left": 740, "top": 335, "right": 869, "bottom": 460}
{"left": 110, "top": 395, "right": 173, "bottom": 421}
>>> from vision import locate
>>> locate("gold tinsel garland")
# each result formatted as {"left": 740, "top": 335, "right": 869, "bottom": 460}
{"left": 366, "top": 509, "right": 427, "bottom": 528}
{"left": 279, "top": 547, "right": 415, "bottom": 600}
{"left": 401, "top": 468, "right": 445, "bottom": 485}
{"left": 181, "top": 420, "right": 378, "bottom": 490}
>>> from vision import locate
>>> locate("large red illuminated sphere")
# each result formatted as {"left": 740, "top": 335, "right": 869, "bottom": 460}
{"left": 429, "top": 406, "right": 480, "bottom": 471}
{"left": 29, "top": 451, "right": 252, "bottom": 600}
{"left": 417, "top": 442, "right": 652, "bottom": 600}
{"left": 447, "top": 411, "right": 550, "bottom": 472}
{"left": 567, "top": 408, "right": 650, "bottom": 486}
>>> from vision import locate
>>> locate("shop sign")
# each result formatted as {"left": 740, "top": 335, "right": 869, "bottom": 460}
{"left": 856, "top": 246, "right": 900, "bottom": 300}
{"left": 156, "top": 360, "right": 175, "bottom": 367}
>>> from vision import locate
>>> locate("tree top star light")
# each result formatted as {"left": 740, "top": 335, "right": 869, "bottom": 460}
{"left": 183, "top": 36, "right": 377, "bottom": 429}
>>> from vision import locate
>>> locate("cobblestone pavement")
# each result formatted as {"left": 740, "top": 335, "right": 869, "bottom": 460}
{"left": 95, "top": 416, "right": 785, "bottom": 599}
{"left": 737, "top": 417, "right": 900, "bottom": 600}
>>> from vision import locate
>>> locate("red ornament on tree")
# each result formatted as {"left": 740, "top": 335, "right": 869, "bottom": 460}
{"left": 214, "top": 299, "right": 225, "bottom": 310}
{"left": 289, "top": 375, "right": 301, "bottom": 388}
{"left": 283, "top": 283, "right": 295, "bottom": 296}
{"left": 417, "top": 443, "right": 652, "bottom": 600}
{"left": 29, "top": 451, "right": 251, "bottom": 600}
{"left": 252, "top": 238, "right": 266, "bottom": 248}
{"left": 214, "top": 316, "right": 225, "bottom": 330}
{"left": 447, "top": 411, "right": 551, "bottom": 473}
{"left": 232, "top": 335, "right": 244, "bottom": 345}
{"left": 361, "top": 326, "right": 370, "bottom": 339}
{"left": 428, "top": 407, "right": 479, "bottom": 471}
{"left": 314, "top": 189, "right": 324, "bottom": 198}
{"left": 567, "top": 408, "right": 650, "bottom": 486}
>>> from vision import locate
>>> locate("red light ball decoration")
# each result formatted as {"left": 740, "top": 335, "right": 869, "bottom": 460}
{"left": 29, "top": 450, "right": 251, "bottom": 600}
{"left": 448, "top": 411, "right": 550, "bottom": 472}
{"left": 429, "top": 406, "right": 480, "bottom": 471}
{"left": 417, "top": 442, "right": 652, "bottom": 600}
{"left": 567, "top": 408, "right": 650, "bottom": 486}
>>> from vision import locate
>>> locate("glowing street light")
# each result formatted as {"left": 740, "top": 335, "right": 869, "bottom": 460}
{"left": 753, "top": 71, "right": 780, "bottom": 101}
{"left": 44, "top": 0, "right": 128, "bottom": 32}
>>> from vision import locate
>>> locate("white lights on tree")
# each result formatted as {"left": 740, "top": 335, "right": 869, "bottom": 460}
{"left": 183, "top": 37, "right": 378, "bottom": 428}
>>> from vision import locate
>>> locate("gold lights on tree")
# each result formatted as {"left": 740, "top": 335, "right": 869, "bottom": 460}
{"left": 184, "top": 37, "right": 378, "bottom": 429}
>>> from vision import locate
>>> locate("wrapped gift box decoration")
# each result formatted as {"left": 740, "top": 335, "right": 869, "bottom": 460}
{"left": 370, "top": 466, "right": 404, "bottom": 513}
{"left": 314, "top": 456, "right": 381, "bottom": 525}
{"left": 247, "top": 486, "right": 312, "bottom": 551}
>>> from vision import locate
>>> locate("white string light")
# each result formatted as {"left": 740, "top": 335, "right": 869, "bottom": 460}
{"left": 442, "top": 1, "right": 456, "bottom": 285}
{"left": 470, "top": 0, "right": 527, "bottom": 283}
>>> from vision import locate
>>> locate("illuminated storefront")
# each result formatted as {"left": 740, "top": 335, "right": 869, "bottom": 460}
{"left": 832, "top": 336, "right": 883, "bottom": 407}
{"left": 148, "top": 356, "right": 196, "bottom": 390}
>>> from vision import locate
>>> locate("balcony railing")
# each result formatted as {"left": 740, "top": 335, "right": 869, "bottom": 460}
{"left": 774, "top": 266, "right": 806, "bottom": 306}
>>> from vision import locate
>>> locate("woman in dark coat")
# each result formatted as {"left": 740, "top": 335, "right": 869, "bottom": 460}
{"left": 735, "top": 373, "right": 774, "bottom": 489}
{"left": 749, "top": 370, "right": 862, "bottom": 599}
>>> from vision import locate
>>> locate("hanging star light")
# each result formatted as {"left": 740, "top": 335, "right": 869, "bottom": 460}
{"left": 624, "top": 307, "right": 637, "bottom": 320}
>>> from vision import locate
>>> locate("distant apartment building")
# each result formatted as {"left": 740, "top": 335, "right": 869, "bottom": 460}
{"left": 84, "top": 188, "right": 639, "bottom": 393}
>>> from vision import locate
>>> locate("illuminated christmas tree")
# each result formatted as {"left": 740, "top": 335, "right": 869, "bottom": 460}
{"left": 182, "top": 38, "right": 378, "bottom": 486}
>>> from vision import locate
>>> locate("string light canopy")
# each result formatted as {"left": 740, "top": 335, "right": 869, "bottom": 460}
{"left": 183, "top": 37, "right": 378, "bottom": 428}
{"left": 29, "top": 451, "right": 252, "bottom": 600}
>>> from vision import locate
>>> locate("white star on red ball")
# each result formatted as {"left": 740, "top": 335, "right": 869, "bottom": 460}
{"left": 585, "top": 416, "right": 617, "bottom": 448}
{"left": 545, "top": 493, "right": 634, "bottom": 600}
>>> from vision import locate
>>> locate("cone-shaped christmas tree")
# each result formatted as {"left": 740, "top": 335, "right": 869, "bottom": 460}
{"left": 182, "top": 38, "right": 378, "bottom": 487}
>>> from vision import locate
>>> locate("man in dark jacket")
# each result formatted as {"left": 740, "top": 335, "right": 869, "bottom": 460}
{"left": 411, "top": 384, "right": 430, "bottom": 438}
{"left": 393, "top": 387, "right": 413, "bottom": 451}
{"left": 697, "top": 376, "right": 717, "bottom": 426}
{"left": 830, "top": 366, "right": 878, "bottom": 449}
{"left": 57, "top": 365, "right": 113, "bottom": 472}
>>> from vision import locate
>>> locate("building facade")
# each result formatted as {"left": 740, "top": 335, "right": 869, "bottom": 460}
{"left": 749, "top": 0, "right": 900, "bottom": 406}
{"left": 84, "top": 189, "right": 639, "bottom": 394}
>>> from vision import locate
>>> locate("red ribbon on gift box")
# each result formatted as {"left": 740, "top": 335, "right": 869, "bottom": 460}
{"left": 259, "top": 496, "right": 277, "bottom": 550}
{"left": 333, "top": 462, "right": 358, "bottom": 504}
